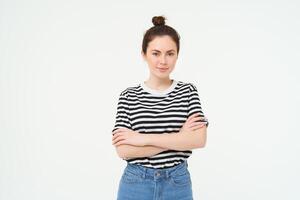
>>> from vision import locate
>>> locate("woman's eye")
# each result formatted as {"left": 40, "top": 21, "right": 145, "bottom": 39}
{"left": 152, "top": 53, "right": 174, "bottom": 56}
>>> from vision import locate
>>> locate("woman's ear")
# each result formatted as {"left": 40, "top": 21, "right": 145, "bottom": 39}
{"left": 141, "top": 51, "right": 146, "bottom": 61}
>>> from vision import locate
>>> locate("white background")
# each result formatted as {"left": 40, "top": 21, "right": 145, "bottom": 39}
{"left": 1, "top": 0, "right": 299, "bottom": 199}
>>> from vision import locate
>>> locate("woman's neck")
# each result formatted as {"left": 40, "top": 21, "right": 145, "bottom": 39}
{"left": 144, "top": 76, "right": 173, "bottom": 91}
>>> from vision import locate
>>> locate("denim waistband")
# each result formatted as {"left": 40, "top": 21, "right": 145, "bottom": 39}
{"left": 124, "top": 161, "right": 189, "bottom": 179}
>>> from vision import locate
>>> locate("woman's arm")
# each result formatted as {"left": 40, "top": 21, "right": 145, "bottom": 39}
{"left": 115, "top": 145, "right": 167, "bottom": 159}
{"left": 112, "top": 114, "right": 208, "bottom": 151}
{"left": 143, "top": 127, "right": 207, "bottom": 151}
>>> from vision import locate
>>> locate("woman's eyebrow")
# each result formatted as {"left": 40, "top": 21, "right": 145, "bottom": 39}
{"left": 151, "top": 49, "right": 175, "bottom": 52}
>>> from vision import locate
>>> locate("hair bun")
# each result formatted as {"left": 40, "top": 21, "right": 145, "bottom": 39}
{"left": 152, "top": 16, "right": 166, "bottom": 26}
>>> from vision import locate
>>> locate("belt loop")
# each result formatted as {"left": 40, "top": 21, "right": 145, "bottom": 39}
{"left": 142, "top": 168, "right": 146, "bottom": 178}
{"left": 135, "top": 164, "right": 146, "bottom": 179}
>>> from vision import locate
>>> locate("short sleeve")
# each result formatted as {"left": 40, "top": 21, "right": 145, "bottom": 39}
{"left": 188, "top": 83, "right": 209, "bottom": 127}
{"left": 111, "top": 91, "right": 132, "bottom": 134}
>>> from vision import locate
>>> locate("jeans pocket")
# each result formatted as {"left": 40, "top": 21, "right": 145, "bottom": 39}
{"left": 121, "top": 169, "right": 143, "bottom": 184}
{"left": 170, "top": 170, "right": 192, "bottom": 187}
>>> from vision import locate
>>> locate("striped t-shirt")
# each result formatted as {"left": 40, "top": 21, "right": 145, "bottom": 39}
{"left": 112, "top": 79, "right": 209, "bottom": 169}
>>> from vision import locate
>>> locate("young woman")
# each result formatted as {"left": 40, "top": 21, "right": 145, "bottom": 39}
{"left": 111, "top": 15, "right": 209, "bottom": 200}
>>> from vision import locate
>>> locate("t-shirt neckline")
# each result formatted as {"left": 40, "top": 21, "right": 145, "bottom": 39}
{"left": 140, "top": 79, "right": 178, "bottom": 96}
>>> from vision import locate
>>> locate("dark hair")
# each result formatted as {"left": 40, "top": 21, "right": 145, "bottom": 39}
{"left": 142, "top": 15, "right": 181, "bottom": 55}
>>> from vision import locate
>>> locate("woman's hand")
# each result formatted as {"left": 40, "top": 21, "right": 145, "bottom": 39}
{"left": 180, "top": 113, "right": 207, "bottom": 134}
{"left": 112, "top": 128, "right": 146, "bottom": 147}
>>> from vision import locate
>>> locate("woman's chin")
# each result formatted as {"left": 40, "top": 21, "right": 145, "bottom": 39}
{"left": 154, "top": 72, "right": 170, "bottom": 79}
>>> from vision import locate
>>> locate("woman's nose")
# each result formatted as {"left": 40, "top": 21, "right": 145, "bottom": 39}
{"left": 160, "top": 56, "right": 167, "bottom": 64}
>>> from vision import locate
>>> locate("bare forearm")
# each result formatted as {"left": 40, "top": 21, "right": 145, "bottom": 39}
{"left": 115, "top": 144, "right": 167, "bottom": 159}
{"left": 144, "top": 128, "right": 207, "bottom": 151}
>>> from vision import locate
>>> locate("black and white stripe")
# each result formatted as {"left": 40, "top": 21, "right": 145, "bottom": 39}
{"left": 112, "top": 80, "right": 208, "bottom": 169}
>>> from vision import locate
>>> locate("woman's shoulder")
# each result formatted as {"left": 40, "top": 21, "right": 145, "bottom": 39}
{"left": 177, "top": 80, "right": 198, "bottom": 91}
{"left": 119, "top": 83, "right": 141, "bottom": 96}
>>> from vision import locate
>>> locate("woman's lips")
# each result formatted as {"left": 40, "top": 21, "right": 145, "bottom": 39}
{"left": 157, "top": 67, "right": 169, "bottom": 72}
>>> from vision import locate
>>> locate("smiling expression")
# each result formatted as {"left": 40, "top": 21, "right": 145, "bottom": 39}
{"left": 142, "top": 35, "right": 178, "bottom": 79}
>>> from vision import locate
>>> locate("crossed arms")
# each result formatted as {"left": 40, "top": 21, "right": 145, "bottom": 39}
{"left": 111, "top": 113, "right": 207, "bottom": 159}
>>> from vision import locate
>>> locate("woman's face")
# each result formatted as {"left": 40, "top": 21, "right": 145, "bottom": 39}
{"left": 142, "top": 35, "right": 178, "bottom": 79}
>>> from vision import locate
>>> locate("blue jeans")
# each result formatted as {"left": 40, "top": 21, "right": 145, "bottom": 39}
{"left": 117, "top": 161, "right": 193, "bottom": 200}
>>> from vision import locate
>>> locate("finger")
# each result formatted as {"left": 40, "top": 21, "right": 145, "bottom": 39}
{"left": 187, "top": 119, "right": 206, "bottom": 128}
{"left": 114, "top": 139, "right": 127, "bottom": 147}
{"left": 112, "top": 135, "right": 125, "bottom": 145}
{"left": 113, "top": 128, "right": 123, "bottom": 134}
{"left": 187, "top": 113, "right": 203, "bottom": 123}
{"left": 112, "top": 130, "right": 130, "bottom": 139}
{"left": 113, "top": 127, "right": 128, "bottom": 133}
{"left": 112, "top": 129, "right": 123, "bottom": 135}
{"left": 189, "top": 121, "right": 207, "bottom": 128}
{"left": 112, "top": 132, "right": 118, "bottom": 139}
{"left": 112, "top": 133, "right": 125, "bottom": 142}
{"left": 187, "top": 113, "right": 199, "bottom": 122}
{"left": 112, "top": 132, "right": 123, "bottom": 140}
{"left": 118, "top": 127, "right": 129, "bottom": 131}
{"left": 193, "top": 122, "right": 208, "bottom": 129}
{"left": 187, "top": 113, "right": 198, "bottom": 120}
{"left": 189, "top": 116, "right": 206, "bottom": 123}
{"left": 192, "top": 125, "right": 204, "bottom": 131}
{"left": 196, "top": 123, "right": 206, "bottom": 128}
